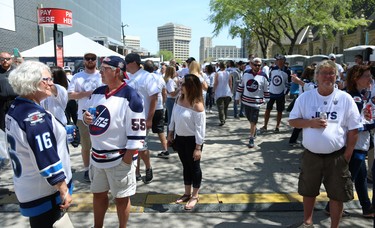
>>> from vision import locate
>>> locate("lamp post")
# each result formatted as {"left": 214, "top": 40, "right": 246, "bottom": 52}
{"left": 121, "top": 22, "right": 128, "bottom": 56}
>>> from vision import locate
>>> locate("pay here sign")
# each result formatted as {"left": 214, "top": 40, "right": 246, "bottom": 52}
{"left": 38, "top": 8, "right": 72, "bottom": 27}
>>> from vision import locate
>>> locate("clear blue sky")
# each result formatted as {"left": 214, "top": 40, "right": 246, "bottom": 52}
{"left": 121, "top": 0, "right": 241, "bottom": 58}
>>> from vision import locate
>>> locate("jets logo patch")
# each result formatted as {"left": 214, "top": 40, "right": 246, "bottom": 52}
{"left": 24, "top": 111, "right": 45, "bottom": 125}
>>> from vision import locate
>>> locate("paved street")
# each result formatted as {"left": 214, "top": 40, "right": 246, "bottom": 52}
{"left": 0, "top": 102, "right": 373, "bottom": 227}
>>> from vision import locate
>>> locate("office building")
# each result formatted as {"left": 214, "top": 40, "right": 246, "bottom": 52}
{"left": 200, "top": 37, "right": 242, "bottom": 62}
{"left": 124, "top": 35, "right": 141, "bottom": 49}
{"left": 157, "top": 23, "right": 191, "bottom": 60}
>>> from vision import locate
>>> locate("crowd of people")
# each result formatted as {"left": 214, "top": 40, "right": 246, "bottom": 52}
{"left": 1, "top": 49, "right": 375, "bottom": 228}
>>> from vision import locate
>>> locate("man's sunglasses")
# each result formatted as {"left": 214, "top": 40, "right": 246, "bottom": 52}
{"left": 85, "top": 57, "right": 96, "bottom": 61}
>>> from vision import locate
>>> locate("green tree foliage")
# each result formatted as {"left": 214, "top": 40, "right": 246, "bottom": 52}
{"left": 157, "top": 50, "right": 174, "bottom": 62}
{"left": 209, "top": 0, "right": 369, "bottom": 56}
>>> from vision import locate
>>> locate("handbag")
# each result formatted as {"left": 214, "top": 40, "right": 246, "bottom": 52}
{"left": 53, "top": 211, "right": 74, "bottom": 228}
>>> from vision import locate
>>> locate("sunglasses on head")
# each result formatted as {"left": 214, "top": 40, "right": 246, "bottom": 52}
{"left": 85, "top": 57, "right": 96, "bottom": 61}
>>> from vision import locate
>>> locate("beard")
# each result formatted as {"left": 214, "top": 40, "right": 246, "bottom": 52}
{"left": 85, "top": 62, "right": 97, "bottom": 70}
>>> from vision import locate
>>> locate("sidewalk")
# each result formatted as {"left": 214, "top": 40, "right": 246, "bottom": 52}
{"left": 0, "top": 103, "right": 373, "bottom": 227}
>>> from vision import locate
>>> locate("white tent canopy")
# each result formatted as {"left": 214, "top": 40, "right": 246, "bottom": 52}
{"left": 21, "top": 32, "right": 124, "bottom": 58}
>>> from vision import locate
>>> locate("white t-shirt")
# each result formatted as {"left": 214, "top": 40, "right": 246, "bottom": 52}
{"left": 41, "top": 84, "right": 68, "bottom": 125}
{"left": 67, "top": 70, "right": 102, "bottom": 120}
{"left": 126, "top": 68, "right": 163, "bottom": 117}
{"left": 289, "top": 88, "right": 361, "bottom": 154}
{"left": 166, "top": 78, "right": 178, "bottom": 99}
{"left": 154, "top": 73, "right": 166, "bottom": 110}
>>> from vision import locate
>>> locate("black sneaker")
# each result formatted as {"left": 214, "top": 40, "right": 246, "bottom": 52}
{"left": 84, "top": 170, "right": 91, "bottom": 183}
{"left": 248, "top": 137, "right": 255, "bottom": 148}
{"left": 157, "top": 151, "right": 170, "bottom": 159}
{"left": 144, "top": 168, "right": 153, "bottom": 184}
{"left": 136, "top": 174, "right": 142, "bottom": 181}
{"left": 362, "top": 206, "right": 374, "bottom": 218}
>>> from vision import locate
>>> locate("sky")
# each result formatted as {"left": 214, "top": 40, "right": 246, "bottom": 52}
{"left": 121, "top": 0, "right": 241, "bottom": 59}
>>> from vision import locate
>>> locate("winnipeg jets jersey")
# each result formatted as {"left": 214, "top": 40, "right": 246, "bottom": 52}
{"left": 236, "top": 69, "right": 270, "bottom": 107}
{"left": 5, "top": 97, "right": 72, "bottom": 216}
{"left": 84, "top": 83, "right": 146, "bottom": 169}
{"left": 268, "top": 66, "right": 291, "bottom": 97}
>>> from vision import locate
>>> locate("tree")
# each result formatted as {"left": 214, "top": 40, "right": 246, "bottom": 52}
{"left": 157, "top": 50, "right": 174, "bottom": 62}
{"left": 209, "top": 0, "right": 369, "bottom": 56}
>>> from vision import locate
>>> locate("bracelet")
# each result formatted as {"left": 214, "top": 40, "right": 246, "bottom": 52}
{"left": 195, "top": 148, "right": 201, "bottom": 150}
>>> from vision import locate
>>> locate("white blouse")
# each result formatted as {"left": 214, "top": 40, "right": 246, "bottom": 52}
{"left": 169, "top": 103, "right": 206, "bottom": 145}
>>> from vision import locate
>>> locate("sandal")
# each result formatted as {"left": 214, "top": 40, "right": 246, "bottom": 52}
{"left": 184, "top": 196, "right": 199, "bottom": 210}
{"left": 175, "top": 194, "right": 191, "bottom": 204}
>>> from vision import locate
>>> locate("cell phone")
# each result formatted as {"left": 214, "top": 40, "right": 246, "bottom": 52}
{"left": 13, "top": 48, "right": 20, "bottom": 58}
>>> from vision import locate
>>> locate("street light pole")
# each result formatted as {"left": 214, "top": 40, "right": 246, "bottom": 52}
{"left": 121, "top": 22, "right": 129, "bottom": 56}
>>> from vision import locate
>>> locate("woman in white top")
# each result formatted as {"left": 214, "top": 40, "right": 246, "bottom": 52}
{"left": 205, "top": 64, "right": 216, "bottom": 113}
{"left": 168, "top": 74, "right": 206, "bottom": 211}
{"left": 214, "top": 62, "right": 232, "bottom": 126}
{"left": 41, "top": 66, "right": 69, "bottom": 125}
{"left": 164, "top": 66, "right": 180, "bottom": 134}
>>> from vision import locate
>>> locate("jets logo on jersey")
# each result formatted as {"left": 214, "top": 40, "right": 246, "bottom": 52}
{"left": 24, "top": 111, "right": 45, "bottom": 125}
{"left": 246, "top": 79, "right": 259, "bottom": 92}
{"left": 272, "top": 75, "right": 283, "bottom": 86}
{"left": 89, "top": 105, "right": 110, "bottom": 135}
{"left": 353, "top": 96, "right": 362, "bottom": 103}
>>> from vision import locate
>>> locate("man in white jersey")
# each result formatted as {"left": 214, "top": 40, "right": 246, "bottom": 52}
{"left": 260, "top": 54, "right": 291, "bottom": 133}
{"left": 83, "top": 56, "right": 146, "bottom": 228}
{"left": 68, "top": 52, "right": 102, "bottom": 182}
{"left": 289, "top": 60, "right": 361, "bottom": 228}
{"left": 236, "top": 58, "right": 269, "bottom": 148}
{"left": 125, "top": 53, "right": 162, "bottom": 184}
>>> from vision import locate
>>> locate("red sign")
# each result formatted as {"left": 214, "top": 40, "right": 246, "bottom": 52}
{"left": 56, "top": 47, "right": 64, "bottom": 67}
{"left": 38, "top": 8, "right": 72, "bottom": 27}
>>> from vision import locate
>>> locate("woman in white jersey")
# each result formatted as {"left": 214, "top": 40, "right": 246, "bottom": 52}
{"left": 6, "top": 61, "right": 73, "bottom": 227}
{"left": 168, "top": 74, "right": 206, "bottom": 210}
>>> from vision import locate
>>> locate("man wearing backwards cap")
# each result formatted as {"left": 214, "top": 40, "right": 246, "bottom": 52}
{"left": 68, "top": 52, "right": 102, "bottom": 182}
{"left": 83, "top": 56, "right": 146, "bottom": 228}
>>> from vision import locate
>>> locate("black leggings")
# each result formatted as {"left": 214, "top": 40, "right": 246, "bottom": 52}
{"left": 175, "top": 135, "right": 202, "bottom": 189}
{"left": 29, "top": 203, "right": 61, "bottom": 228}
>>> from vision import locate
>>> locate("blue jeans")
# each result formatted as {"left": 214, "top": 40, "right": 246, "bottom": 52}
{"left": 350, "top": 150, "right": 371, "bottom": 210}
{"left": 165, "top": 97, "right": 175, "bottom": 134}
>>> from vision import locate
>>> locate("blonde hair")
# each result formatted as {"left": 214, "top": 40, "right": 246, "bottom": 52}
{"left": 188, "top": 61, "right": 202, "bottom": 76}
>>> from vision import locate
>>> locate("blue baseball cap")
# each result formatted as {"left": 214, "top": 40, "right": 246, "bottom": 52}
{"left": 102, "top": 56, "right": 126, "bottom": 72}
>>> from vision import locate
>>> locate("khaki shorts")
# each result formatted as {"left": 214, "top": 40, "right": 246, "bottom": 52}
{"left": 76, "top": 120, "right": 91, "bottom": 154}
{"left": 89, "top": 161, "right": 136, "bottom": 198}
{"left": 298, "top": 148, "right": 353, "bottom": 202}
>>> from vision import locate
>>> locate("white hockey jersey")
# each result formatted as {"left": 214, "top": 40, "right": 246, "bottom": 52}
{"left": 236, "top": 69, "right": 270, "bottom": 107}
{"left": 84, "top": 82, "right": 146, "bottom": 169}
{"left": 6, "top": 97, "right": 72, "bottom": 217}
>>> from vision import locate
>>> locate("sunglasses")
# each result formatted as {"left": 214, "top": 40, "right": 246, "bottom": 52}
{"left": 85, "top": 57, "right": 96, "bottom": 61}
{"left": 253, "top": 64, "right": 261, "bottom": 67}
{"left": 0, "top": 57, "right": 11, "bottom": 61}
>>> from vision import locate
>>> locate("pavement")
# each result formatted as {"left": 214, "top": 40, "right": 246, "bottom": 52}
{"left": 0, "top": 101, "right": 373, "bottom": 227}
